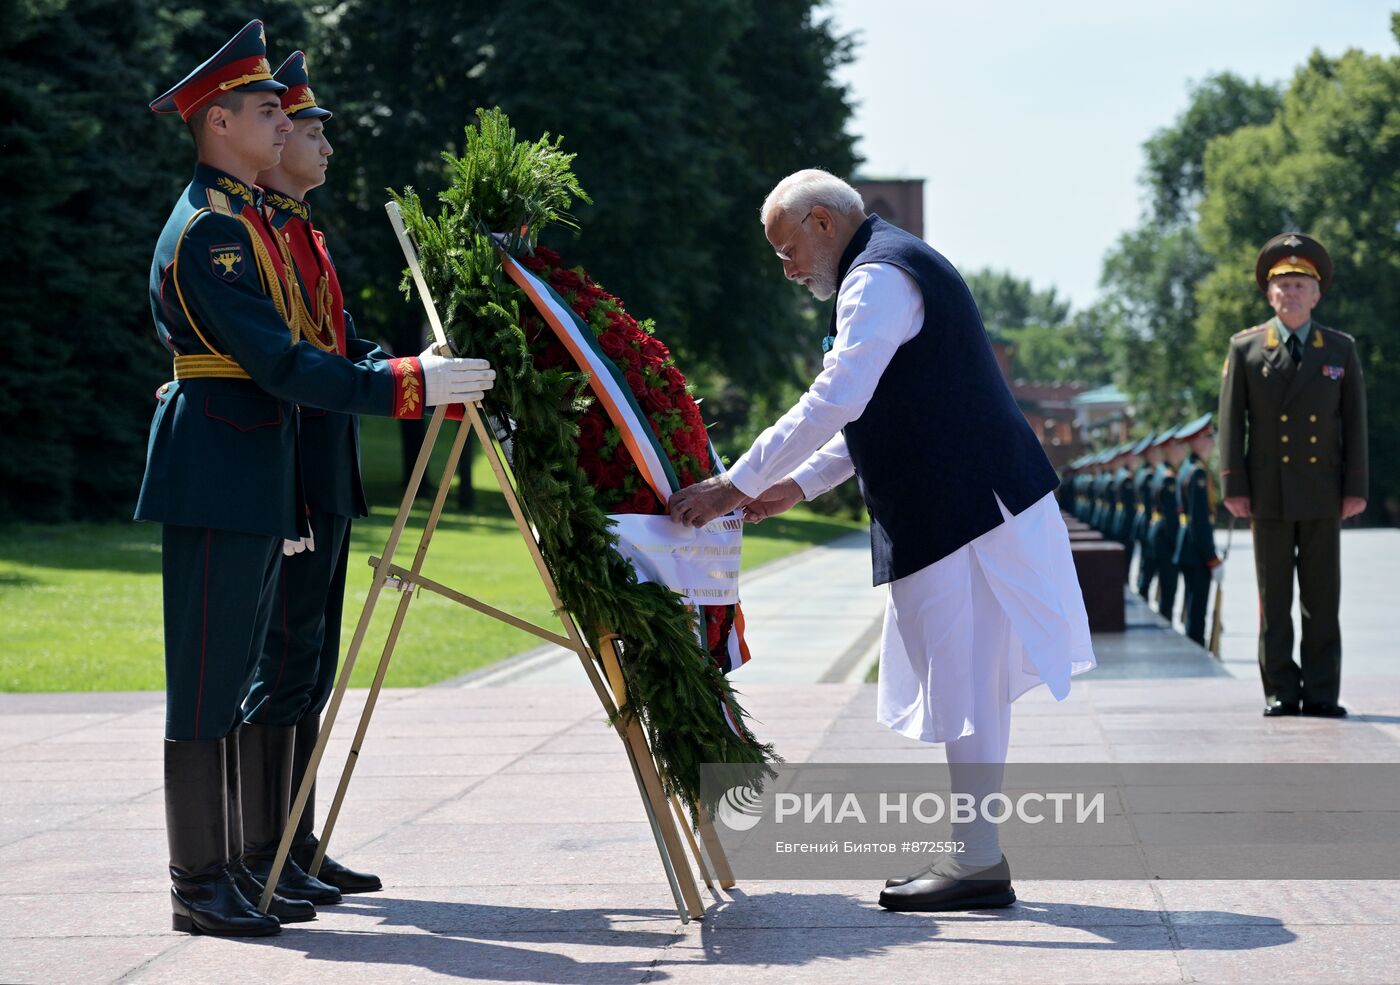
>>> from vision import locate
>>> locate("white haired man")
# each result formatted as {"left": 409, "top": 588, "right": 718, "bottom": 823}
{"left": 668, "top": 170, "right": 1096, "bottom": 911}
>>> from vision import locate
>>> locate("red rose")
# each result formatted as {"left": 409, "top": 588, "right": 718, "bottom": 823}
{"left": 534, "top": 245, "right": 562, "bottom": 265}
{"left": 599, "top": 460, "right": 631, "bottom": 491}
{"left": 535, "top": 340, "right": 574, "bottom": 370}
{"left": 576, "top": 413, "right": 606, "bottom": 450}
{"left": 616, "top": 344, "right": 641, "bottom": 370}
{"left": 608, "top": 310, "right": 637, "bottom": 333}
{"left": 551, "top": 267, "right": 583, "bottom": 292}
{"left": 624, "top": 487, "right": 661, "bottom": 515}
{"left": 642, "top": 387, "right": 673, "bottom": 413}
{"left": 661, "top": 366, "right": 686, "bottom": 389}
{"left": 613, "top": 443, "right": 634, "bottom": 468}
{"left": 521, "top": 254, "right": 549, "bottom": 273}
{"left": 641, "top": 351, "right": 665, "bottom": 374}
{"left": 624, "top": 369, "right": 647, "bottom": 397}
{"left": 577, "top": 450, "right": 605, "bottom": 480}
{"left": 598, "top": 330, "right": 629, "bottom": 360}
{"left": 679, "top": 468, "right": 696, "bottom": 488}
{"left": 640, "top": 336, "right": 670, "bottom": 361}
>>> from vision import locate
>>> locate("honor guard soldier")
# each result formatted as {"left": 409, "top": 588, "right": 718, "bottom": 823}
{"left": 1091, "top": 449, "right": 1114, "bottom": 533}
{"left": 1149, "top": 427, "right": 1184, "bottom": 621}
{"left": 1073, "top": 455, "right": 1093, "bottom": 523}
{"left": 1112, "top": 441, "right": 1141, "bottom": 580}
{"left": 1171, "top": 414, "right": 1222, "bottom": 645}
{"left": 1219, "top": 233, "right": 1368, "bottom": 718}
{"left": 139, "top": 22, "right": 495, "bottom": 937}
{"left": 238, "top": 51, "right": 383, "bottom": 902}
{"left": 1131, "top": 434, "right": 1160, "bottom": 601}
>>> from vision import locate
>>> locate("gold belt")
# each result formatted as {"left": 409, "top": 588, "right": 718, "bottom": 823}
{"left": 173, "top": 354, "right": 251, "bottom": 381}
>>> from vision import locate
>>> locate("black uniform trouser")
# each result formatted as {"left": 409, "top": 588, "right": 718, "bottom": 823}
{"left": 1135, "top": 541, "right": 1156, "bottom": 600}
{"left": 1179, "top": 563, "right": 1211, "bottom": 646}
{"left": 242, "top": 509, "right": 352, "bottom": 727}
{"left": 162, "top": 525, "right": 282, "bottom": 740}
{"left": 1251, "top": 516, "right": 1343, "bottom": 706}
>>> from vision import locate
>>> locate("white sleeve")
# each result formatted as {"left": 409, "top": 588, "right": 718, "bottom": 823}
{"left": 789, "top": 432, "right": 855, "bottom": 501}
{"left": 726, "top": 263, "right": 922, "bottom": 497}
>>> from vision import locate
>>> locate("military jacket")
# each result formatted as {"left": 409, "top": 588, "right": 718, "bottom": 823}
{"left": 1113, "top": 466, "right": 1136, "bottom": 541}
{"left": 1218, "top": 319, "right": 1368, "bottom": 520}
{"left": 136, "top": 164, "right": 425, "bottom": 539}
{"left": 264, "top": 191, "right": 378, "bottom": 519}
{"left": 1148, "top": 462, "right": 1179, "bottom": 560}
{"left": 1173, "top": 453, "right": 1219, "bottom": 569}
{"left": 1132, "top": 464, "right": 1154, "bottom": 544}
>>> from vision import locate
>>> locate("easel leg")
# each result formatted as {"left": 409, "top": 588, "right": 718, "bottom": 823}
{"left": 595, "top": 635, "right": 704, "bottom": 919}
{"left": 696, "top": 805, "right": 737, "bottom": 890}
{"left": 258, "top": 407, "right": 449, "bottom": 913}
{"left": 310, "top": 415, "right": 474, "bottom": 876}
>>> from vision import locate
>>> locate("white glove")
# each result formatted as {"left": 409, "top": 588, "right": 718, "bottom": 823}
{"left": 419, "top": 346, "right": 495, "bottom": 406}
{"left": 1210, "top": 562, "right": 1225, "bottom": 585}
{"left": 283, "top": 532, "right": 315, "bottom": 556}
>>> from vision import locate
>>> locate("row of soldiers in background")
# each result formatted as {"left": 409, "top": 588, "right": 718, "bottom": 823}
{"left": 1059, "top": 414, "right": 1223, "bottom": 647}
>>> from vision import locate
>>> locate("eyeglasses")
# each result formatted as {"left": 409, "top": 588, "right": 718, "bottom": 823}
{"left": 775, "top": 211, "right": 815, "bottom": 262}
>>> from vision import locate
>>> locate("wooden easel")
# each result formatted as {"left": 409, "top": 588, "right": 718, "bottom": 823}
{"left": 258, "top": 205, "right": 735, "bottom": 923}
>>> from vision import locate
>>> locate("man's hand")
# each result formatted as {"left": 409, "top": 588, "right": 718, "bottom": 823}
{"left": 742, "top": 478, "right": 804, "bottom": 524}
{"left": 283, "top": 532, "right": 315, "bottom": 557}
{"left": 1210, "top": 561, "right": 1226, "bottom": 585}
{"left": 420, "top": 346, "right": 495, "bottom": 406}
{"left": 667, "top": 475, "right": 750, "bottom": 528}
{"left": 1223, "top": 496, "right": 1252, "bottom": 519}
{"left": 1341, "top": 496, "right": 1367, "bottom": 521}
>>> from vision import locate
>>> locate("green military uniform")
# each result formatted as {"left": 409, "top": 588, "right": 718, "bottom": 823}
{"left": 143, "top": 22, "right": 426, "bottom": 937}
{"left": 1131, "top": 436, "right": 1157, "bottom": 600}
{"left": 1112, "top": 457, "right": 1138, "bottom": 580}
{"left": 239, "top": 52, "right": 383, "bottom": 898}
{"left": 1147, "top": 428, "right": 1182, "bottom": 619}
{"left": 1218, "top": 233, "right": 1368, "bottom": 714}
{"left": 1172, "top": 415, "right": 1221, "bottom": 646}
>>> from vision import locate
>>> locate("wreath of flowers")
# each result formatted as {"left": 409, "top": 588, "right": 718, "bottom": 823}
{"left": 394, "top": 109, "right": 776, "bottom": 816}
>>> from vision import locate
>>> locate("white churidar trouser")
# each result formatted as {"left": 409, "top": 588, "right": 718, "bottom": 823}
{"left": 875, "top": 491, "right": 1096, "bottom": 871}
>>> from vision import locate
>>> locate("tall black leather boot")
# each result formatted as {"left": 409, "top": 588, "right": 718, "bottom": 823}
{"left": 239, "top": 724, "right": 342, "bottom": 905}
{"left": 290, "top": 715, "right": 382, "bottom": 894}
{"left": 224, "top": 728, "right": 316, "bottom": 923}
{"left": 165, "top": 739, "right": 280, "bottom": 936}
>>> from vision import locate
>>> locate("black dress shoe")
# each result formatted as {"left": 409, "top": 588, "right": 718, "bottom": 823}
{"left": 878, "top": 855, "right": 1016, "bottom": 912}
{"left": 292, "top": 716, "right": 382, "bottom": 894}
{"left": 292, "top": 839, "right": 382, "bottom": 895}
{"left": 1263, "top": 700, "right": 1301, "bottom": 717}
{"left": 1301, "top": 702, "right": 1348, "bottom": 718}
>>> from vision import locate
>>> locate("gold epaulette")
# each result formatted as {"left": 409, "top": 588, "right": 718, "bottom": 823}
{"left": 174, "top": 354, "right": 251, "bottom": 380}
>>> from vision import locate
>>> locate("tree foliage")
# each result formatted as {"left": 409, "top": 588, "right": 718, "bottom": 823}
{"left": 1197, "top": 32, "right": 1400, "bottom": 515}
{"left": 2, "top": 0, "right": 856, "bottom": 522}
{"left": 1098, "top": 74, "right": 1281, "bottom": 426}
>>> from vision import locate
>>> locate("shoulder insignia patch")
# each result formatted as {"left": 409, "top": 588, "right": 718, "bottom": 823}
{"left": 210, "top": 243, "right": 245, "bottom": 281}
{"left": 206, "top": 189, "right": 237, "bottom": 217}
{"left": 1233, "top": 324, "right": 1268, "bottom": 339}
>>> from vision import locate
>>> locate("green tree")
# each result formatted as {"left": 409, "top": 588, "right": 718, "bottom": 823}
{"left": 1099, "top": 74, "right": 1281, "bottom": 426}
{"left": 0, "top": 1, "right": 312, "bottom": 521}
{"left": 964, "top": 268, "right": 1071, "bottom": 336}
{"left": 1197, "top": 30, "right": 1400, "bottom": 518}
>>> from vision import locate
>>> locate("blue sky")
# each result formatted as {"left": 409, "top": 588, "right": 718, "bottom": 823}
{"left": 825, "top": 0, "right": 1398, "bottom": 308}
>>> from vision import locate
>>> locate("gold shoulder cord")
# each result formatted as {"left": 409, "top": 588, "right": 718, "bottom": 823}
{"left": 171, "top": 209, "right": 327, "bottom": 381}
{"left": 268, "top": 223, "right": 337, "bottom": 352}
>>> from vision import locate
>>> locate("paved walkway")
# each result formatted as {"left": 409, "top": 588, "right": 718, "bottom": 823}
{"left": 4, "top": 531, "right": 1400, "bottom": 984}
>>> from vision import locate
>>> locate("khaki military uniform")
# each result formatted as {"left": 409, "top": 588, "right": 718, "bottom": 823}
{"left": 1218, "top": 318, "right": 1368, "bottom": 706}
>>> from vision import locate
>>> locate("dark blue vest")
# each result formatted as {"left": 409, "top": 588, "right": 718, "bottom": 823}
{"left": 831, "top": 215, "right": 1059, "bottom": 585}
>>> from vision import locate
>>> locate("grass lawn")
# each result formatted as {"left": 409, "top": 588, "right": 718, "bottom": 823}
{"left": 0, "top": 417, "right": 864, "bottom": 691}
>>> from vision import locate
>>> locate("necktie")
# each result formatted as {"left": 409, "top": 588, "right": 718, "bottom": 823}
{"left": 1286, "top": 334, "right": 1302, "bottom": 365}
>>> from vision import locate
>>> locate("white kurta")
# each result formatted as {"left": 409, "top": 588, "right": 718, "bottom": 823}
{"left": 728, "top": 262, "right": 1096, "bottom": 743}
